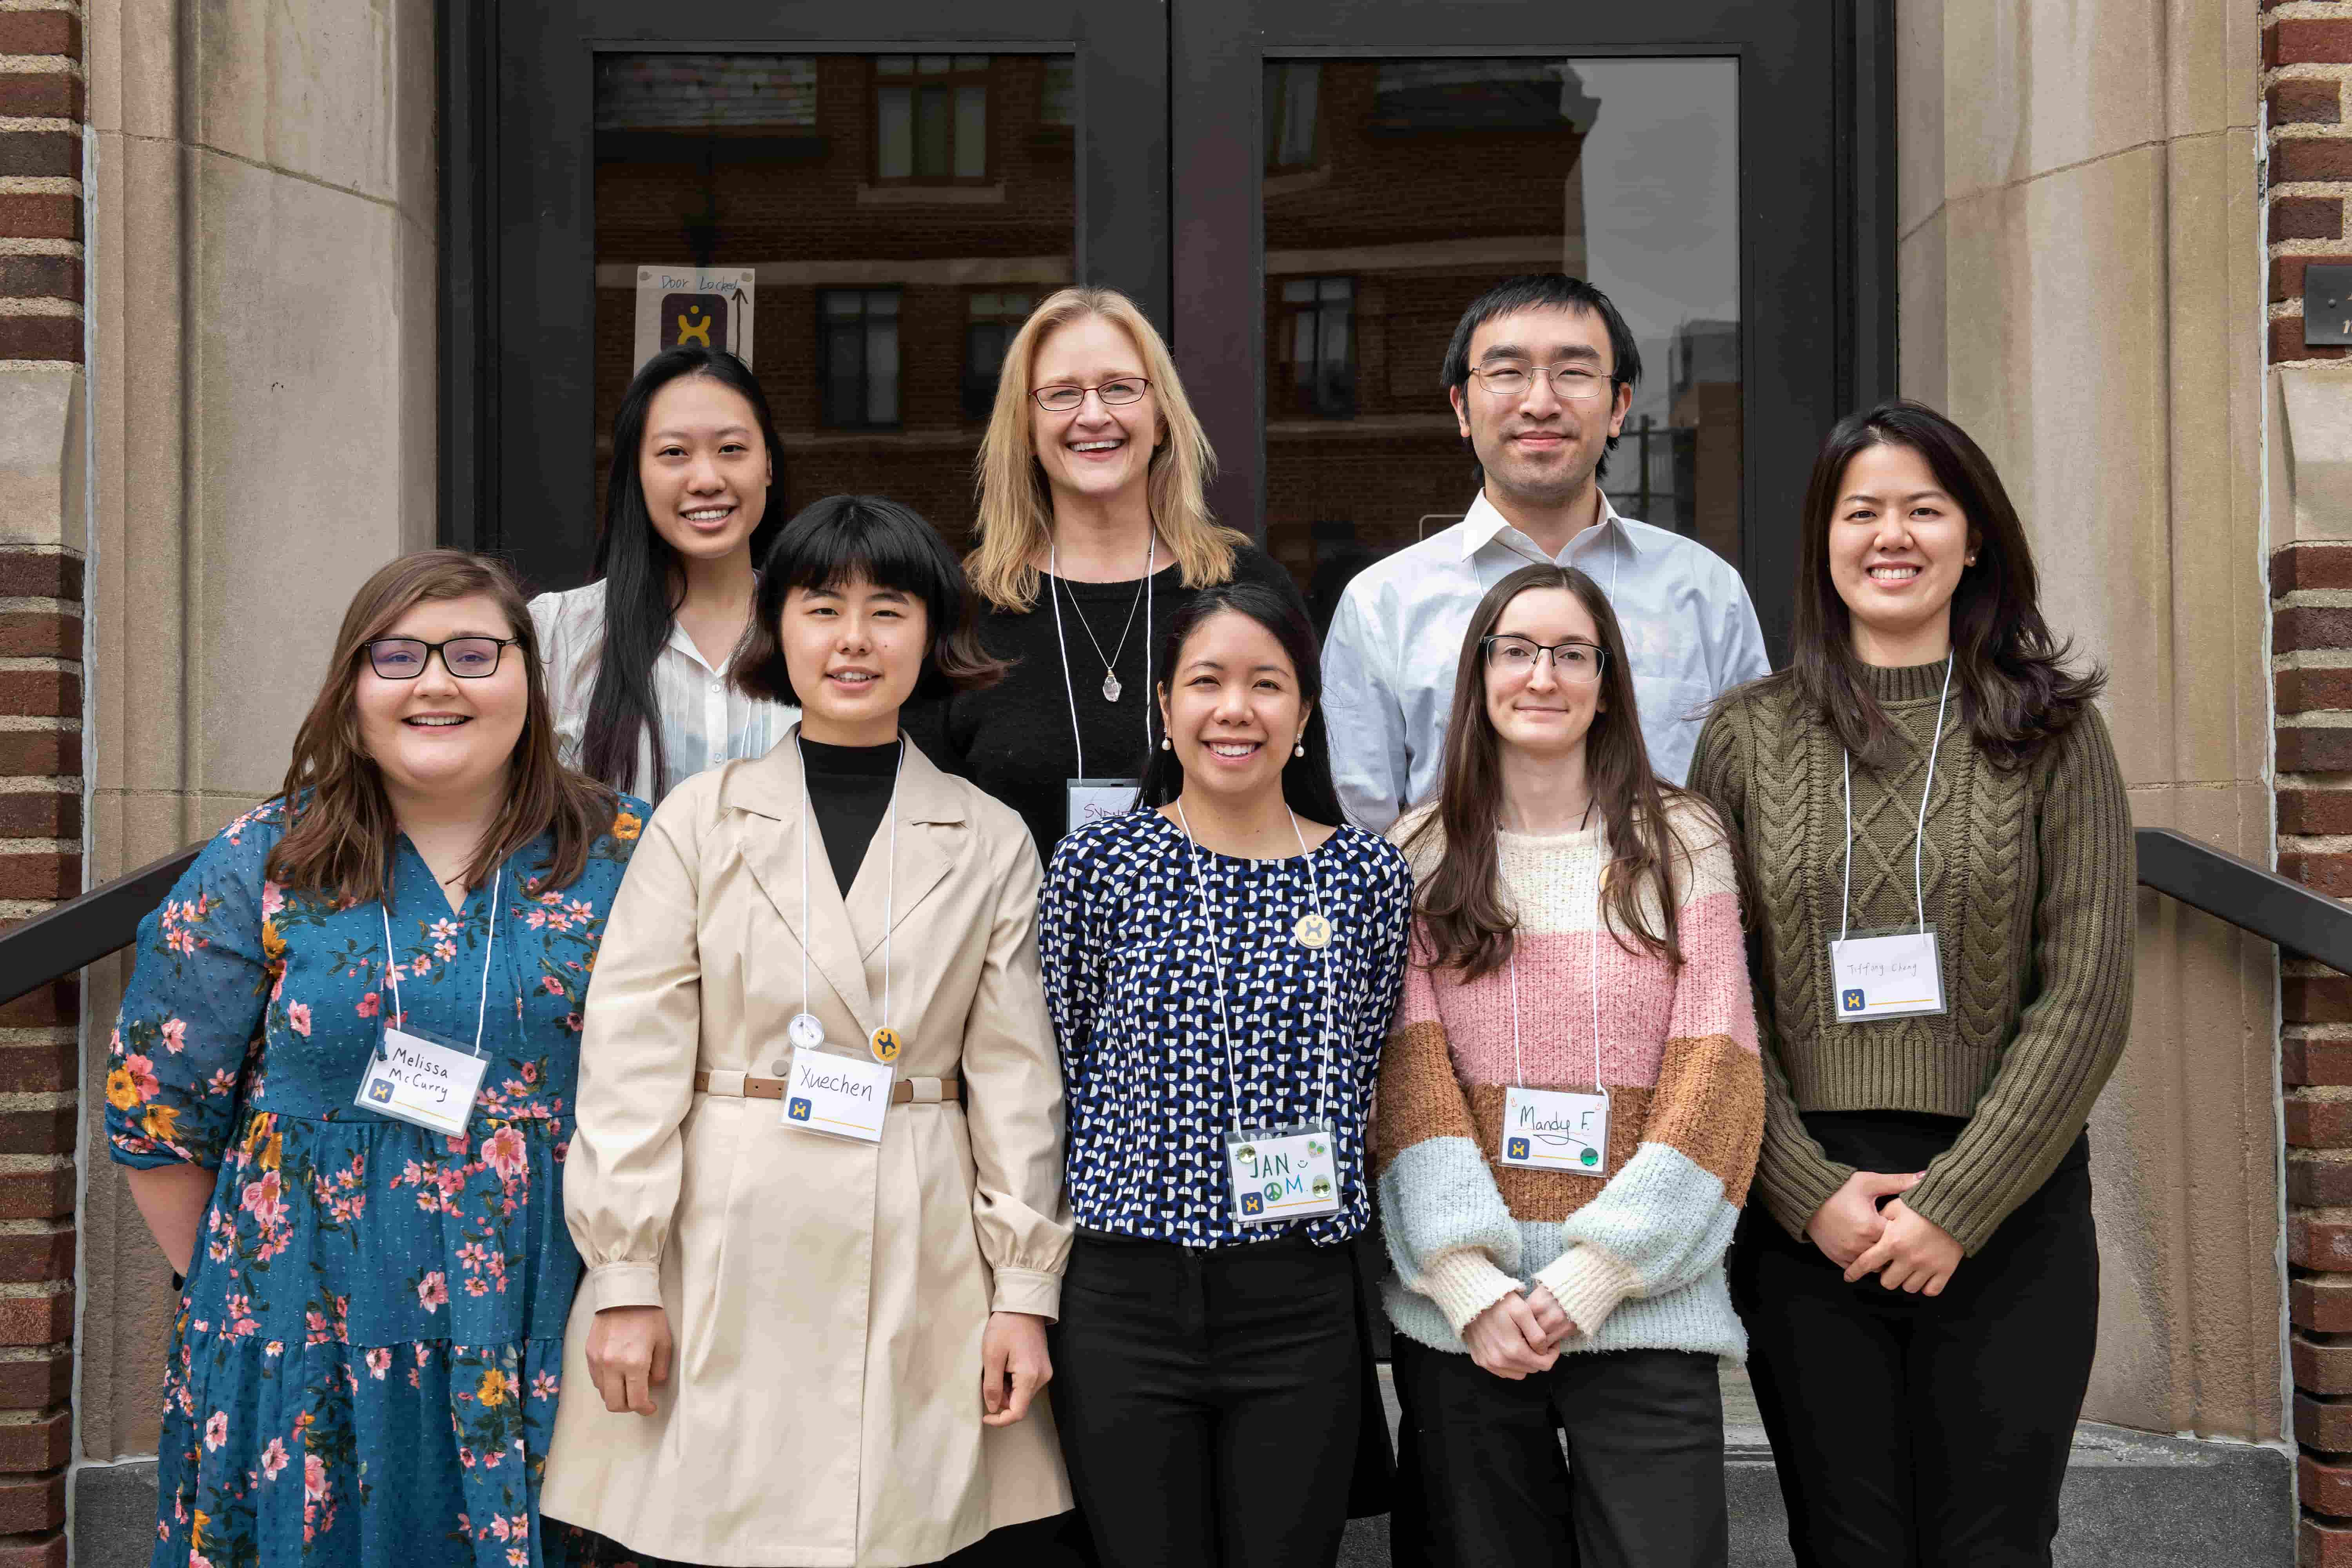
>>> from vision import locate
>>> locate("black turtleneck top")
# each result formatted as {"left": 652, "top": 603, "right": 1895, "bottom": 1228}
{"left": 797, "top": 736, "right": 904, "bottom": 897}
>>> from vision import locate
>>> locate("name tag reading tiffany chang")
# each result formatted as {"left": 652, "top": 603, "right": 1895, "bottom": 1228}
{"left": 782, "top": 1047, "right": 893, "bottom": 1143}
{"left": 1831, "top": 925, "right": 1947, "bottom": 1022}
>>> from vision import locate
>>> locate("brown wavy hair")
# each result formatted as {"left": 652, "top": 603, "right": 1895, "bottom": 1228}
{"left": 1402, "top": 563, "right": 1696, "bottom": 983}
{"left": 265, "top": 551, "right": 620, "bottom": 905}
{"left": 1787, "top": 399, "right": 2104, "bottom": 770}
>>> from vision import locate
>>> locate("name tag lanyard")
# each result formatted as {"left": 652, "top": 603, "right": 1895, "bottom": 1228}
{"left": 1049, "top": 532, "right": 1154, "bottom": 834}
{"left": 1499, "top": 808, "right": 1613, "bottom": 1172}
{"left": 1832, "top": 652, "right": 1954, "bottom": 1023}
{"left": 782, "top": 734, "right": 904, "bottom": 1142}
{"left": 1171, "top": 801, "right": 1347, "bottom": 1226}
{"left": 358, "top": 867, "right": 502, "bottom": 1137}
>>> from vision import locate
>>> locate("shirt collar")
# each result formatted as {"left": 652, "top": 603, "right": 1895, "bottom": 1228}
{"left": 1457, "top": 488, "right": 1632, "bottom": 566}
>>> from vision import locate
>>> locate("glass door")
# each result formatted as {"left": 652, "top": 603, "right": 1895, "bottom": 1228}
{"left": 1170, "top": 0, "right": 1892, "bottom": 652}
{"left": 450, "top": 2, "right": 1167, "bottom": 593}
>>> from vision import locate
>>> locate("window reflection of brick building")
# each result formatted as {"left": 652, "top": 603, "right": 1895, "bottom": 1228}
{"left": 592, "top": 53, "right": 1076, "bottom": 548}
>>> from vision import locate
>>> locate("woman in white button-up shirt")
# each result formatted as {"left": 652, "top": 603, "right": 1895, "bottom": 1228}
{"left": 532, "top": 346, "right": 799, "bottom": 802}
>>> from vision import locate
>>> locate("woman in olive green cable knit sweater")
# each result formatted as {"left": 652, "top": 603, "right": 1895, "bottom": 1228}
{"left": 1690, "top": 400, "right": 2132, "bottom": 1568}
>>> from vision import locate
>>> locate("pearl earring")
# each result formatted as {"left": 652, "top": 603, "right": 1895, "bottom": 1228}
{"left": 1293, "top": 741, "right": 1306, "bottom": 758}
{"left": 1160, "top": 737, "right": 1172, "bottom": 751}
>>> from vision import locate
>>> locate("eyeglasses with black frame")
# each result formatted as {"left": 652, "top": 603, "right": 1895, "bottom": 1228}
{"left": 1466, "top": 362, "right": 1614, "bottom": 403}
{"left": 361, "top": 637, "right": 521, "bottom": 681}
{"left": 1481, "top": 633, "right": 1607, "bottom": 684}
{"left": 1030, "top": 377, "right": 1151, "bottom": 413}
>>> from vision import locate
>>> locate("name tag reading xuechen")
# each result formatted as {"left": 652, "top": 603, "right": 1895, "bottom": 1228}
{"left": 782, "top": 1047, "right": 893, "bottom": 1143}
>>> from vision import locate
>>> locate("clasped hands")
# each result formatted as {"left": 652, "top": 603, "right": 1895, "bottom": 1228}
{"left": 587, "top": 1305, "right": 1053, "bottom": 1425}
{"left": 1805, "top": 1170, "right": 1963, "bottom": 1296}
{"left": 1464, "top": 1283, "right": 1577, "bottom": 1381}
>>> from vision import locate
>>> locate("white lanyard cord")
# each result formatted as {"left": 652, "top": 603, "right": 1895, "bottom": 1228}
{"left": 1170, "top": 803, "right": 1336, "bottom": 1128}
{"left": 1046, "top": 530, "right": 1157, "bottom": 780}
{"left": 1839, "top": 652, "right": 1955, "bottom": 942}
{"left": 1504, "top": 818, "right": 1604, "bottom": 1096}
{"left": 797, "top": 732, "right": 904, "bottom": 1035}
{"left": 379, "top": 866, "right": 502, "bottom": 1058}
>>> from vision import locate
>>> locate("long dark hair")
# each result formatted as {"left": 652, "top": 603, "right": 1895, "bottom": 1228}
{"left": 1136, "top": 582, "right": 1347, "bottom": 827}
{"left": 1403, "top": 563, "right": 1693, "bottom": 983}
{"left": 267, "top": 551, "right": 620, "bottom": 905}
{"left": 735, "top": 495, "right": 1008, "bottom": 704}
{"left": 581, "top": 347, "right": 787, "bottom": 795}
{"left": 1789, "top": 399, "right": 2103, "bottom": 770}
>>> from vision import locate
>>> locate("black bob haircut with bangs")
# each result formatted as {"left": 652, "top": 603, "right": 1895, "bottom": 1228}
{"left": 735, "top": 494, "right": 1009, "bottom": 706}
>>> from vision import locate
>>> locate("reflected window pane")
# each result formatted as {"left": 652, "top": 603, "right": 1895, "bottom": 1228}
{"left": 1041, "top": 58, "right": 1076, "bottom": 127}
{"left": 1260, "top": 57, "right": 1740, "bottom": 619}
{"left": 594, "top": 53, "right": 1074, "bottom": 543}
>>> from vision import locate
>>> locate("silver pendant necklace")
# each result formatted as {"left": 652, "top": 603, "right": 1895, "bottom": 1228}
{"left": 1051, "top": 530, "right": 1156, "bottom": 702}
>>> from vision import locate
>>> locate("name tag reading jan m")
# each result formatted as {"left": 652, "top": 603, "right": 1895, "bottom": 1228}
{"left": 1499, "top": 1085, "right": 1611, "bottom": 1172}
{"left": 355, "top": 1024, "right": 488, "bottom": 1138}
{"left": 1224, "top": 1124, "right": 1341, "bottom": 1225}
{"left": 783, "top": 1047, "right": 893, "bottom": 1143}
{"left": 1066, "top": 778, "right": 1141, "bottom": 837}
{"left": 1831, "top": 925, "right": 1947, "bottom": 1022}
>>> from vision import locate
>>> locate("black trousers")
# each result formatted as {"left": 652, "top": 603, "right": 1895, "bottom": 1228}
{"left": 1049, "top": 1229, "right": 1365, "bottom": 1568}
{"left": 1388, "top": 1336, "right": 1728, "bottom": 1568}
{"left": 1730, "top": 1112, "right": 2099, "bottom": 1568}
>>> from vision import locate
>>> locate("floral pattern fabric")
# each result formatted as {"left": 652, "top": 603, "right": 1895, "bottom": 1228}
{"left": 107, "top": 795, "right": 646, "bottom": 1568}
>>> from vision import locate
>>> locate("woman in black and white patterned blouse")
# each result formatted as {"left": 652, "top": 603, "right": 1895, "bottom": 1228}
{"left": 1038, "top": 580, "right": 1412, "bottom": 1568}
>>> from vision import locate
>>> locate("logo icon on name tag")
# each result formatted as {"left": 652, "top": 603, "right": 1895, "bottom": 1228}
{"left": 1507, "top": 1136, "right": 1531, "bottom": 1160}
{"left": 368, "top": 1080, "right": 394, "bottom": 1105}
{"left": 788, "top": 1098, "right": 812, "bottom": 1121}
{"left": 1842, "top": 988, "right": 1866, "bottom": 1011}
{"left": 1240, "top": 1192, "right": 1264, "bottom": 1216}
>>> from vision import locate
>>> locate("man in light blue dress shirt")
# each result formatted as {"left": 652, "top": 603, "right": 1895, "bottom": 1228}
{"left": 1321, "top": 275, "right": 1771, "bottom": 829}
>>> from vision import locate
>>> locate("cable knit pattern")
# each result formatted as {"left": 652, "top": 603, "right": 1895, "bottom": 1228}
{"left": 1374, "top": 798, "right": 1764, "bottom": 1363}
{"left": 1686, "top": 663, "right": 2135, "bottom": 1254}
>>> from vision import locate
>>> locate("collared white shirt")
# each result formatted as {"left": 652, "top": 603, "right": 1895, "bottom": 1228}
{"left": 530, "top": 579, "right": 798, "bottom": 803}
{"left": 1321, "top": 490, "right": 1771, "bottom": 832}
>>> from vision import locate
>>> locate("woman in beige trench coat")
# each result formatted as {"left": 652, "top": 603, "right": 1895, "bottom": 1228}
{"left": 543, "top": 495, "right": 1074, "bottom": 1568}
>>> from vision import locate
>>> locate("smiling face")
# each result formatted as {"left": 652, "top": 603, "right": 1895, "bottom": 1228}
{"left": 1029, "top": 314, "right": 1159, "bottom": 510}
{"left": 1157, "top": 609, "right": 1310, "bottom": 808}
{"left": 638, "top": 374, "right": 772, "bottom": 563}
{"left": 1828, "top": 439, "right": 1976, "bottom": 664}
{"left": 1449, "top": 304, "right": 1631, "bottom": 513}
{"left": 1482, "top": 586, "right": 1605, "bottom": 763}
{"left": 354, "top": 592, "right": 528, "bottom": 806}
{"left": 778, "top": 572, "right": 929, "bottom": 746}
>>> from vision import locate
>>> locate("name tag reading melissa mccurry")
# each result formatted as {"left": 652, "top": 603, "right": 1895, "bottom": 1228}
{"left": 354, "top": 1025, "right": 490, "bottom": 1138}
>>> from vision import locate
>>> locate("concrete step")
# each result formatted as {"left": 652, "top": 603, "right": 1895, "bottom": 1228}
{"left": 1337, "top": 1366, "right": 2296, "bottom": 1567}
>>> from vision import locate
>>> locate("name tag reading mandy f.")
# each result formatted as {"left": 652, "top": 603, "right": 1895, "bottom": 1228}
{"left": 1499, "top": 1085, "right": 1611, "bottom": 1172}
{"left": 782, "top": 1047, "right": 893, "bottom": 1143}
{"left": 1831, "top": 925, "right": 1947, "bottom": 1022}
{"left": 355, "top": 1025, "right": 489, "bottom": 1138}
{"left": 1066, "top": 778, "right": 1142, "bottom": 837}
{"left": 1224, "top": 1124, "right": 1342, "bottom": 1225}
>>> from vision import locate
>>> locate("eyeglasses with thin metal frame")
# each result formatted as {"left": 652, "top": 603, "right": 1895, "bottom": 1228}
{"left": 361, "top": 637, "right": 521, "bottom": 681}
{"left": 1466, "top": 362, "right": 1615, "bottom": 403}
{"left": 1030, "top": 377, "right": 1152, "bottom": 413}
{"left": 1481, "top": 634, "right": 1608, "bottom": 684}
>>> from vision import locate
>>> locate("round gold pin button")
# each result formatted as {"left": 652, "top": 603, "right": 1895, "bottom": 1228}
{"left": 870, "top": 1026, "right": 903, "bottom": 1064}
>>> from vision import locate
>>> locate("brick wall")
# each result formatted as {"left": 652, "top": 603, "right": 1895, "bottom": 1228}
{"left": 2268, "top": 5, "right": 2352, "bottom": 1564}
{"left": 0, "top": 1, "right": 82, "bottom": 1563}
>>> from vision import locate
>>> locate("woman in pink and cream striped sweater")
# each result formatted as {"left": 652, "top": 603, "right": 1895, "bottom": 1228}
{"left": 1375, "top": 561, "right": 1764, "bottom": 1568}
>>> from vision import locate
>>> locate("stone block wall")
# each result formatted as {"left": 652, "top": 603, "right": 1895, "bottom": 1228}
{"left": 2269, "top": 5, "right": 2352, "bottom": 1564}
{"left": 0, "top": 1, "right": 83, "bottom": 1563}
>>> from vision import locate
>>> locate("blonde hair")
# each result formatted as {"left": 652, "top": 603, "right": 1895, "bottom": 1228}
{"left": 968, "top": 287, "right": 1245, "bottom": 611}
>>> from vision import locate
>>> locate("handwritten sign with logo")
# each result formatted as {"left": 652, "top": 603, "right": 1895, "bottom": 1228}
{"left": 633, "top": 268, "right": 757, "bottom": 371}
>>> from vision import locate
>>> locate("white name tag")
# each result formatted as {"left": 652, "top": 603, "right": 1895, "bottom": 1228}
{"left": 355, "top": 1025, "right": 488, "bottom": 1138}
{"left": 1067, "top": 778, "right": 1141, "bottom": 837}
{"left": 1499, "top": 1085, "right": 1611, "bottom": 1172}
{"left": 783, "top": 1047, "right": 893, "bottom": 1142}
{"left": 1831, "top": 926, "right": 1947, "bottom": 1021}
{"left": 1224, "top": 1124, "right": 1342, "bottom": 1225}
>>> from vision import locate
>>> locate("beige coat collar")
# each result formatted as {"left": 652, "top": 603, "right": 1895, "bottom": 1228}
{"left": 722, "top": 726, "right": 965, "bottom": 1034}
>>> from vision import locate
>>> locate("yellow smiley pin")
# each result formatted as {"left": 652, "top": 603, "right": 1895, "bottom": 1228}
{"left": 870, "top": 1026, "right": 902, "bottom": 1065}
{"left": 1293, "top": 913, "right": 1333, "bottom": 950}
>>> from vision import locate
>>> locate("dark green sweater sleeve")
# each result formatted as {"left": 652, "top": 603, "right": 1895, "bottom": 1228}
{"left": 1689, "top": 701, "right": 1858, "bottom": 1240}
{"left": 1901, "top": 708, "right": 2135, "bottom": 1254}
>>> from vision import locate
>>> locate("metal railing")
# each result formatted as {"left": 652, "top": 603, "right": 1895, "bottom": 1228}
{"left": 4, "top": 829, "right": 2352, "bottom": 1011}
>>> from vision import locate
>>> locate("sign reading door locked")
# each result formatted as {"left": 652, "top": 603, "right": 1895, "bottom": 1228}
{"left": 633, "top": 267, "right": 758, "bottom": 370}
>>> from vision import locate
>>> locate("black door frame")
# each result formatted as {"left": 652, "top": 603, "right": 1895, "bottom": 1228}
{"left": 1172, "top": 0, "right": 1895, "bottom": 655}
{"left": 440, "top": 0, "right": 1170, "bottom": 593}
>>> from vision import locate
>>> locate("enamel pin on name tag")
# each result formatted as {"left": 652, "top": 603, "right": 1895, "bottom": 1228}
{"left": 356, "top": 869, "right": 502, "bottom": 1139}
{"left": 1832, "top": 654, "right": 1955, "bottom": 1025}
{"left": 1226, "top": 1124, "right": 1342, "bottom": 1224}
{"left": 782, "top": 733, "right": 902, "bottom": 1142}
{"left": 1066, "top": 779, "right": 1141, "bottom": 837}
{"left": 1495, "top": 846, "right": 1614, "bottom": 1174}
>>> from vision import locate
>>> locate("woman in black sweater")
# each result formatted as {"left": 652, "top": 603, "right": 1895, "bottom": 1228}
{"left": 909, "top": 286, "right": 1305, "bottom": 859}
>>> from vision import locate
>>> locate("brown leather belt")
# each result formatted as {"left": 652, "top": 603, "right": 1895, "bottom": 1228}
{"left": 693, "top": 1068, "right": 962, "bottom": 1105}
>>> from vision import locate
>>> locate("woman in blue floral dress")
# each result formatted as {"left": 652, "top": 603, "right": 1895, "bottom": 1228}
{"left": 106, "top": 551, "right": 648, "bottom": 1568}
